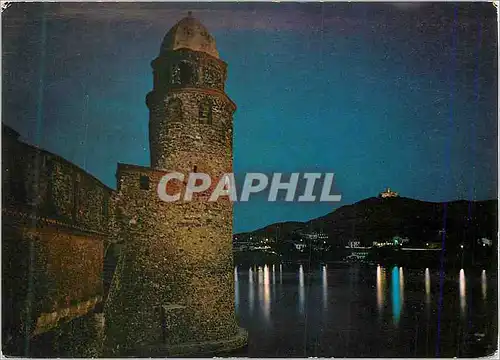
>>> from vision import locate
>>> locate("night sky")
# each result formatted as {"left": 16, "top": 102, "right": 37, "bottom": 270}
{"left": 2, "top": 2, "right": 497, "bottom": 233}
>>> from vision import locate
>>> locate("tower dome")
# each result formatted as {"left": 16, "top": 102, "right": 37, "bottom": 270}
{"left": 160, "top": 12, "right": 219, "bottom": 59}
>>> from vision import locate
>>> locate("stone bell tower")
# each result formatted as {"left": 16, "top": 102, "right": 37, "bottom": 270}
{"left": 147, "top": 11, "right": 235, "bottom": 173}
{"left": 104, "top": 13, "right": 246, "bottom": 356}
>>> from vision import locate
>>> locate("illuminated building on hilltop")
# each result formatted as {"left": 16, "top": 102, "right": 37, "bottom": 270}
{"left": 379, "top": 187, "right": 399, "bottom": 198}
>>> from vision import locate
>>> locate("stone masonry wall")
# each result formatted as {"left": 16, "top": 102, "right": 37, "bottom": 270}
{"left": 29, "top": 311, "right": 104, "bottom": 357}
{"left": 105, "top": 164, "right": 238, "bottom": 355}
{"left": 109, "top": 44, "right": 241, "bottom": 355}
{"left": 2, "top": 127, "right": 114, "bottom": 234}
{"left": 2, "top": 222, "right": 104, "bottom": 355}
{"left": 2, "top": 126, "right": 109, "bottom": 355}
{"left": 148, "top": 89, "right": 233, "bottom": 171}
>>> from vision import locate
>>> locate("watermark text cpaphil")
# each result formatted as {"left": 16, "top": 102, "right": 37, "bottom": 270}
{"left": 157, "top": 172, "right": 342, "bottom": 203}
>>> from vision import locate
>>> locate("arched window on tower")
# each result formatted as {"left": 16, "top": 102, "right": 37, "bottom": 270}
{"left": 167, "top": 98, "right": 183, "bottom": 122}
{"left": 199, "top": 99, "right": 212, "bottom": 125}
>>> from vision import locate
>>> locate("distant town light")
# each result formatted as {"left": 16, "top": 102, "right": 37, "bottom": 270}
{"left": 460, "top": 244, "right": 464, "bottom": 249}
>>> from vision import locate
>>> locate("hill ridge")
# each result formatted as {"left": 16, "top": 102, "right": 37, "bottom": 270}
{"left": 236, "top": 197, "right": 497, "bottom": 247}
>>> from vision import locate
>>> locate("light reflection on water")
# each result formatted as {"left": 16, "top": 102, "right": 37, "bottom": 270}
{"left": 376, "top": 265, "right": 386, "bottom": 313}
{"left": 322, "top": 265, "right": 328, "bottom": 311}
{"left": 257, "top": 266, "right": 263, "bottom": 314}
{"left": 234, "top": 264, "right": 493, "bottom": 357}
{"left": 425, "top": 268, "right": 431, "bottom": 304}
{"left": 459, "top": 268, "right": 466, "bottom": 315}
{"left": 399, "top": 267, "right": 404, "bottom": 305}
{"left": 263, "top": 265, "right": 271, "bottom": 323}
{"left": 481, "top": 270, "right": 487, "bottom": 300}
{"left": 234, "top": 266, "right": 239, "bottom": 311}
{"left": 298, "top": 264, "right": 305, "bottom": 314}
{"left": 391, "top": 266, "right": 402, "bottom": 326}
{"left": 272, "top": 264, "right": 276, "bottom": 296}
{"left": 248, "top": 267, "right": 254, "bottom": 314}
{"left": 279, "top": 264, "right": 283, "bottom": 284}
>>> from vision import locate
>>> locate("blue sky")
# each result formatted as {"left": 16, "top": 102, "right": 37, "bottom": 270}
{"left": 2, "top": 2, "right": 497, "bottom": 232}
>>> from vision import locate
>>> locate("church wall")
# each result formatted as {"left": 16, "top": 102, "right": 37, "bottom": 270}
{"left": 2, "top": 127, "right": 114, "bottom": 234}
{"left": 105, "top": 164, "right": 237, "bottom": 354}
{"left": 28, "top": 311, "right": 104, "bottom": 358}
{"left": 2, "top": 222, "right": 104, "bottom": 355}
{"left": 2, "top": 127, "right": 109, "bottom": 355}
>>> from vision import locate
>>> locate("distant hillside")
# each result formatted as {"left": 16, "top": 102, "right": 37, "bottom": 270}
{"left": 236, "top": 197, "right": 497, "bottom": 248}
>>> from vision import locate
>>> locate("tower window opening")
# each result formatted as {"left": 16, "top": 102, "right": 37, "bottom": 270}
{"left": 193, "top": 165, "right": 198, "bottom": 173}
{"left": 179, "top": 61, "right": 194, "bottom": 85}
{"left": 140, "top": 175, "right": 150, "bottom": 190}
